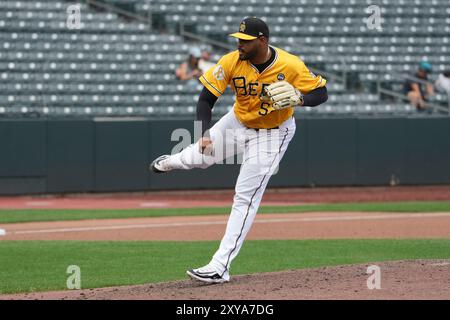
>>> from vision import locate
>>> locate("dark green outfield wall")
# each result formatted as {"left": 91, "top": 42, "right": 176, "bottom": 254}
{"left": 0, "top": 117, "right": 449, "bottom": 195}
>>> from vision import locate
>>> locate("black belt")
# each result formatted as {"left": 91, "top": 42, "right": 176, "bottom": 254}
{"left": 249, "top": 116, "right": 292, "bottom": 131}
{"left": 250, "top": 127, "right": 279, "bottom": 131}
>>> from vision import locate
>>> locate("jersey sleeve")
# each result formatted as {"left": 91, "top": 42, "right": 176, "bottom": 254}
{"left": 199, "top": 54, "right": 233, "bottom": 97}
{"left": 292, "top": 58, "right": 327, "bottom": 95}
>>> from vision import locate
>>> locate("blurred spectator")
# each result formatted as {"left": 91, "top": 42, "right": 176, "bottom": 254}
{"left": 403, "top": 61, "right": 435, "bottom": 112}
{"left": 435, "top": 70, "right": 450, "bottom": 95}
{"left": 198, "top": 49, "right": 215, "bottom": 74}
{"left": 176, "top": 47, "right": 203, "bottom": 87}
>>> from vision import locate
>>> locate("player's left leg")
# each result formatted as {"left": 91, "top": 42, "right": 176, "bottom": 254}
{"left": 151, "top": 109, "right": 244, "bottom": 172}
{"left": 189, "top": 117, "right": 296, "bottom": 282}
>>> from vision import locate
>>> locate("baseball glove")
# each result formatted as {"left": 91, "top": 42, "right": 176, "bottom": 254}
{"left": 264, "top": 81, "right": 304, "bottom": 110}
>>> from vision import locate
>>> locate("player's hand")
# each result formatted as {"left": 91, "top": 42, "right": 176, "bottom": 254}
{"left": 264, "top": 81, "right": 304, "bottom": 110}
{"left": 198, "top": 137, "right": 213, "bottom": 155}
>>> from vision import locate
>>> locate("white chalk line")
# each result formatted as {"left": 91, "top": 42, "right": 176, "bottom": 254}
{"left": 430, "top": 262, "right": 450, "bottom": 266}
{"left": 139, "top": 202, "right": 170, "bottom": 208}
{"left": 7, "top": 212, "right": 450, "bottom": 235}
{"left": 24, "top": 201, "right": 169, "bottom": 208}
{"left": 25, "top": 202, "right": 53, "bottom": 207}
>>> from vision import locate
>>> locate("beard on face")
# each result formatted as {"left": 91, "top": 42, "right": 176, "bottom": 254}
{"left": 239, "top": 47, "right": 258, "bottom": 61}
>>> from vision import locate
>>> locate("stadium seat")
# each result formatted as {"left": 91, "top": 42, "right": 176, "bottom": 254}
{"left": 0, "top": 0, "right": 448, "bottom": 117}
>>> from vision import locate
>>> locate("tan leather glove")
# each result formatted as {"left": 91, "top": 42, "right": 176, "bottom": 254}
{"left": 264, "top": 81, "right": 304, "bottom": 110}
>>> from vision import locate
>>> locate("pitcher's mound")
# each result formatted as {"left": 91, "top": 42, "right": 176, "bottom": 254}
{"left": 3, "top": 260, "right": 450, "bottom": 300}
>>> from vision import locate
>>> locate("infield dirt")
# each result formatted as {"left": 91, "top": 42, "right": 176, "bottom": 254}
{"left": 2, "top": 260, "right": 449, "bottom": 300}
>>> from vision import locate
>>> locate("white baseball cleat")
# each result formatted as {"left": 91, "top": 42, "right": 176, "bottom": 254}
{"left": 150, "top": 155, "right": 172, "bottom": 173}
{"left": 186, "top": 265, "right": 230, "bottom": 284}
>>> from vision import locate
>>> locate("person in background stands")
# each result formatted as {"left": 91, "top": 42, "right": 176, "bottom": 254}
{"left": 403, "top": 61, "right": 435, "bottom": 112}
{"left": 435, "top": 70, "right": 450, "bottom": 95}
{"left": 176, "top": 47, "right": 203, "bottom": 88}
{"left": 198, "top": 49, "right": 215, "bottom": 74}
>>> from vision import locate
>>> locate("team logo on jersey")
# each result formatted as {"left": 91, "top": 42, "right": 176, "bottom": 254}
{"left": 239, "top": 22, "right": 246, "bottom": 32}
{"left": 277, "top": 73, "right": 285, "bottom": 81}
{"left": 213, "top": 65, "right": 225, "bottom": 81}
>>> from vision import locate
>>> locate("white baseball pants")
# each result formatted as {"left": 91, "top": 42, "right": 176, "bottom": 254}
{"left": 167, "top": 110, "right": 296, "bottom": 277}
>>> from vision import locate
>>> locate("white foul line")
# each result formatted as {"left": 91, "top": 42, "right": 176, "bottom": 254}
{"left": 139, "top": 202, "right": 169, "bottom": 208}
{"left": 9, "top": 212, "right": 450, "bottom": 235}
{"left": 25, "top": 202, "right": 53, "bottom": 207}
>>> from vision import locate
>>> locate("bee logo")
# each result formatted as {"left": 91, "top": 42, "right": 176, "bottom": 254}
{"left": 213, "top": 65, "right": 225, "bottom": 81}
{"left": 239, "top": 22, "right": 246, "bottom": 32}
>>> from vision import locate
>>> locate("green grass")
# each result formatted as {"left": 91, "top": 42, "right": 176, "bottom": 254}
{"left": 1, "top": 239, "right": 450, "bottom": 294}
{"left": 1, "top": 201, "right": 450, "bottom": 224}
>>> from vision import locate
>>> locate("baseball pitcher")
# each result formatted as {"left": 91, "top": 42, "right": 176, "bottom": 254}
{"left": 151, "top": 17, "right": 328, "bottom": 283}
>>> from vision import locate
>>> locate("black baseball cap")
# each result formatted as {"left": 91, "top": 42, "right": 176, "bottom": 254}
{"left": 229, "top": 17, "right": 269, "bottom": 40}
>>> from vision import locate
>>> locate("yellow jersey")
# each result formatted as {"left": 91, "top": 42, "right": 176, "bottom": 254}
{"left": 199, "top": 46, "right": 327, "bottom": 129}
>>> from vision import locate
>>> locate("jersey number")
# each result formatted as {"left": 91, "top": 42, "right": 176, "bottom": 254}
{"left": 258, "top": 102, "right": 271, "bottom": 116}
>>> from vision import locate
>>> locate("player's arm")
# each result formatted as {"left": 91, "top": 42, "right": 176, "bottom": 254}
{"left": 195, "top": 52, "right": 232, "bottom": 152}
{"left": 265, "top": 58, "right": 328, "bottom": 110}
{"left": 302, "top": 86, "right": 328, "bottom": 107}
{"left": 264, "top": 81, "right": 328, "bottom": 109}
{"left": 196, "top": 87, "right": 218, "bottom": 135}
{"left": 196, "top": 87, "right": 218, "bottom": 154}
